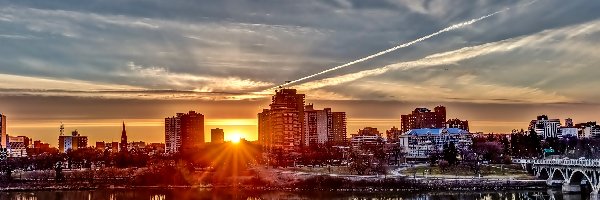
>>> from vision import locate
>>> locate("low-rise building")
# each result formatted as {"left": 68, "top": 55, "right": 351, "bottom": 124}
{"left": 399, "top": 128, "right": 472, "bottom": 161}
{"left": 128, "top": 141, "right": 146, "bottom": 151}
{"left": 96, "top": 142, "right": 106, "bottom": 150}
{"left": 211, "top": 128, "right": 225, "bottom": 143}
{"left": 58, "top": 130, "right": 88, "bottom": 153}
{"left": 350, "top": 127, "right": 384, "bottom": 150}
{"left": 7, "top": 136, "right": 27, "bottom": 157}
{"left": 575, "top": 122, "right": 600, "bottom": 138}
{"left": 560, "top": 127, "right": 579, "bottom": 138}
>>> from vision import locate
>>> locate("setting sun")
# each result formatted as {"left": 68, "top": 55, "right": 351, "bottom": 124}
{"left": 227, "top": 132, "right": 242, "bottom": 143}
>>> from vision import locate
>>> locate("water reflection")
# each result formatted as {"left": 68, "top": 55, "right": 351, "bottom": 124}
{"left": 0, "top": 188, "right": 595, "bottom": 200}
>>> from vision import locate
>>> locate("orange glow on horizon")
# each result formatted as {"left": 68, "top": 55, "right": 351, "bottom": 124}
{"left": 227, "top": 132, "right": 243, "bottom": 143}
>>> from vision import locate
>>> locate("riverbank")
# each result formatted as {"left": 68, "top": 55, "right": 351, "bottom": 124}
{"left": 0, "top": 175, "right": 546, "bottom": 192}
{"left": 0, "top": 165, "right": 545, "bottom": 192}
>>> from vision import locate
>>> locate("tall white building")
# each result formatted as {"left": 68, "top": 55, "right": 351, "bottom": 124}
{"left": 304, "top": 105, "right": 331, "bottom": 146}
{"left": 165, "top": 114, "right": 182, "bottom": 154}
{"left": 303, "top": 105, "right": 347, "bottom": 146}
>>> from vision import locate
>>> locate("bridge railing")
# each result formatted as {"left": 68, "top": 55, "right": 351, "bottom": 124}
{"left": 513, "top": 158, "right": 600, "bottom": 167}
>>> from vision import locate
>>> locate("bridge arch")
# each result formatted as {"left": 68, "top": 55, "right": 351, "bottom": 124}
{"left": 538, "top": 168, "right": 550, "bottom": 179}
{"left": 550, "top": 168, "right": 566, "bottom": 181}
{"left": 569, "top": 170, "right": 593, "bottom": 187}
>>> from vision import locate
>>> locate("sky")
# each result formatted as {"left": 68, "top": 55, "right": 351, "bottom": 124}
{"left": 1, "top": 0, "right": 599, "bottom": 146}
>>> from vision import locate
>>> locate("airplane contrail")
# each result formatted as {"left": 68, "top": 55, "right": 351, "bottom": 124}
{"left": 263, "top": 1, "right": 537, "bottom": 92}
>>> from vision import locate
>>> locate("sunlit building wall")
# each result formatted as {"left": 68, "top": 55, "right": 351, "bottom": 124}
{"left": 258, "top": 89, "right": 305, "bottom": 166}
{"left": 0, "top": 113, "right": 6, "bottom": 149}
{"left": 258, "top": 109, "right": 272, "bottom": 151}
{"left": 180, "top": 111, "right": 205, "bottom": 151}
{"left": 330, "top": 112, "right": 347, "bottom": 145}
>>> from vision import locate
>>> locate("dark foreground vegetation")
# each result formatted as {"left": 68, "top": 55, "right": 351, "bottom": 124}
{"left": 291, "top": 175, "right": 545, "bottom": 192}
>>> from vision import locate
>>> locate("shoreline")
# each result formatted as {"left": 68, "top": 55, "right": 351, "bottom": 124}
{"left": 0, "top": 177, "right": 548, "bottom": 193}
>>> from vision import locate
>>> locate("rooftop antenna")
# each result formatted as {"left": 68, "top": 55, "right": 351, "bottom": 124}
{"left": 284, "top": 81, "right": 291, "bottom": 89}
{"left": 59, "top": 122, "right": 65, "bottom": 136}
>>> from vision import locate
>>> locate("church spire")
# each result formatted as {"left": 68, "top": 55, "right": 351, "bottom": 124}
{"left": 120, "top": 121, "right": 128, "bottom": 153}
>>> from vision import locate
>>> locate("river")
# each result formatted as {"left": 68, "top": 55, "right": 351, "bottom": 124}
{"left": 0, "top": 189, "right": 594, "bottom": 200}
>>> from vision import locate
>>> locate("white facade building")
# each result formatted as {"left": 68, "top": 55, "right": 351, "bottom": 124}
{"left": 350, "top": 135, "right": 385, "bottom": 150}
{"left": 8, "top": 136, "right": 27, "bottom": 157}
{"left": 560, "top": 127, "right": 579, "bottom": 138}
{"left": 399, "top": 128, "right": 472, "bottom": 160}
{"left": 165, "top": 114, "right": 182, "bottom": 154}
{"left": 582, "top": 126, "right": 600, "bottom": 138}
{"left": 304, "top": 105, "right": 335, "bottom": 146}
{"left": 529, "top": 115, "right": 562, "bottom": 139}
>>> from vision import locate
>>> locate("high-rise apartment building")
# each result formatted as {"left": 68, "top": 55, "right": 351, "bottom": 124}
{"left": 303, "top": 105, "right": 348, "bottom": 147}
{"left": 1, "top": 113, "right": 6, "bottom": 149}
{"left": 211, "top": 128, "right": 225, "bottom": 143}
{"left": 258, "top": 89, "right": 305, "bottom": 166}
{"left": 165, "top": 114, "right": 181, "bottom": 154}
{"left": 258, "top": 89, "right": 347, "bottom": 165}
{"left": 180, "top": 111, "right": 204, "bottom": 150}
{"left": 401, "top": 106, "right": 447, "bottom": 133}
{"left": 165, "top": 111, "right": 204, "bottom": 154}
{"left": 258, "top": 109, "right": 272, "bottom": 149}
{"left": 330, "top": 112, "right": 347, "bottom": 145}
{"left": 303, "top": 105, "right": 331, "bottom": 146}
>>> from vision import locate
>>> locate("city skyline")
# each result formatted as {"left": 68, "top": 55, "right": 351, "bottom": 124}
{"left": 3, "top": 101, "right": 599, "bottom": 147}
{"left": 1, "top": 0, "right": 600, "bottom": 146}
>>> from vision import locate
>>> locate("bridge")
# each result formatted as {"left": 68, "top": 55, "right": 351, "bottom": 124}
{"left": 514, "top": 159, "right": 600, "bottom": 198}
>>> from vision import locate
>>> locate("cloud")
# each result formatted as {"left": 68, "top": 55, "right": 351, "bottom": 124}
{"left": 341, "top": 75, "right": 573, "bottom": 104}
{"left": 293, "top": 18, "right": 600, "bottom": 103}
{"left": 0, "top": 73, "right": 141, "bottom": 91}
{"left": 124, "top": 62, "right": 273, "bottom": 92}
{"left": 0, "top": 34, "right": 38, "bottom": 40}
{"left": 0, "top": 0, "right": 599, "bottom": 105}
